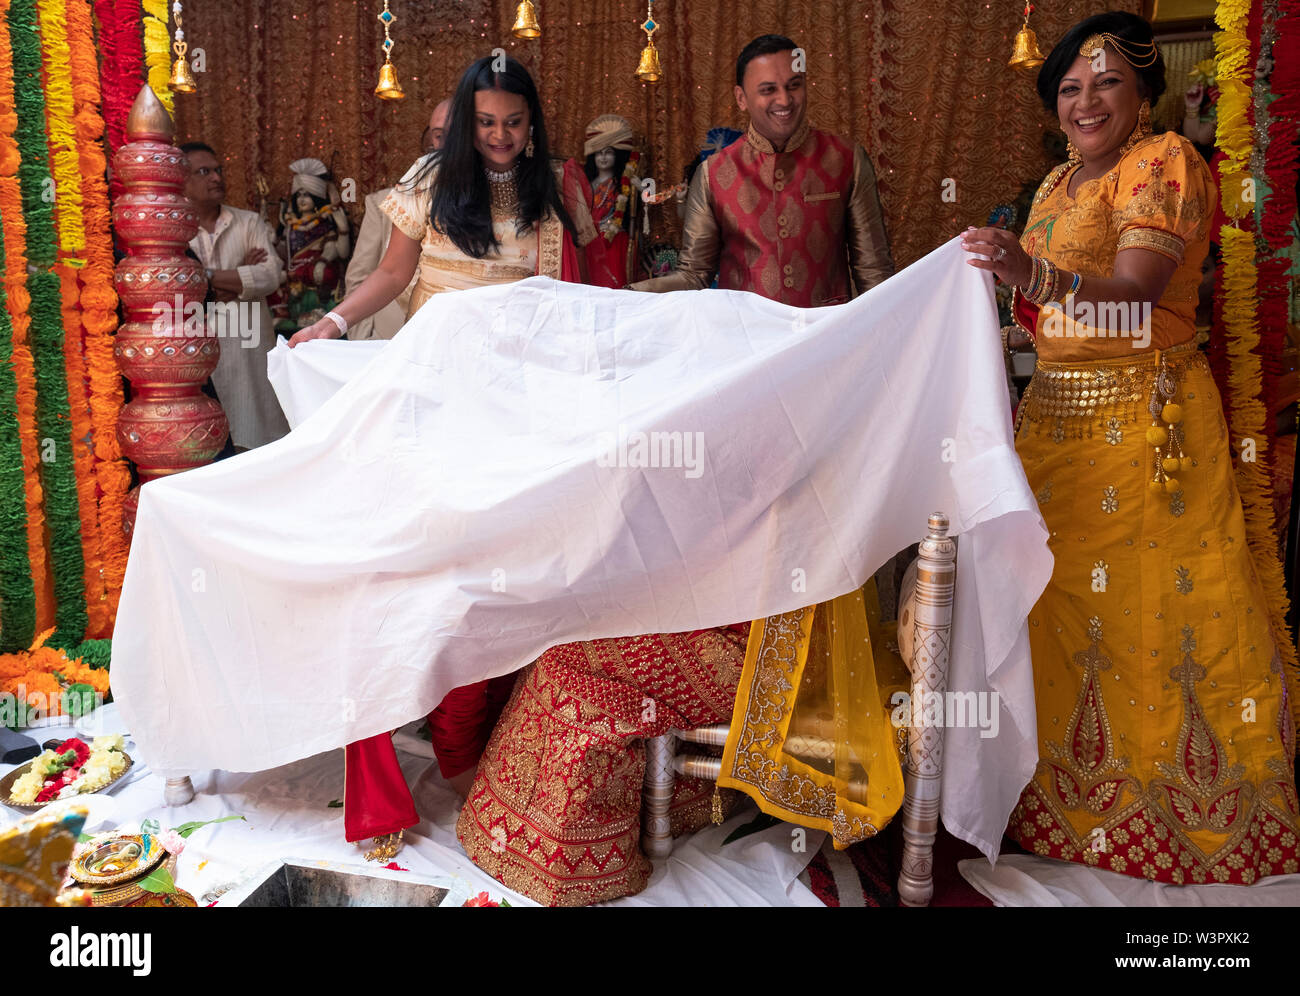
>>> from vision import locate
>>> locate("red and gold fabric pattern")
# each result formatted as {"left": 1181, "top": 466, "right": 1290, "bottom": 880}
{"left": 456, "top": 624, "right": 747, "bottom": 906}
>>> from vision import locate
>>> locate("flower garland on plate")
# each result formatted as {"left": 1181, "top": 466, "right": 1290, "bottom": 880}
{"left": 38, "top": 0, "right": 110, "bottom": 640}
{"left": 8, "top": 733, "right": 127, "bottom": 804}
{"left": 0, "top": 0, "right": 49, "bottom": 651}
{"left": 1213, "top": 0, "right": 1299, "bottom": 722}
{"left": 66, "top": 0, "right": 129, "bottom": 630}
{"left": 9, "top": 0, "right": 89, "bottom": 649}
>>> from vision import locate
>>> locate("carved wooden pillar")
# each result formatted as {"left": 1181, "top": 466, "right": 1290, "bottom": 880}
{"left": 113, "top": 85, "right": 227, "bottom": 535}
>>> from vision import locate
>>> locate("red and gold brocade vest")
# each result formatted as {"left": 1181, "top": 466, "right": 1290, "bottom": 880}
{"left": 707, "top": 124, "right": 856, "bottom": 307}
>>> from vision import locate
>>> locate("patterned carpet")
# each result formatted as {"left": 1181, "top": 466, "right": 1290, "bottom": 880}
{"left": 799, "top": 817, "right": 993, "bottom": 907}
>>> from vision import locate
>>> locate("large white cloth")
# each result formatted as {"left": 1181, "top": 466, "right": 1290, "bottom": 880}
{"left": 112, "top": 238, "right": 1053, "bottom": 863}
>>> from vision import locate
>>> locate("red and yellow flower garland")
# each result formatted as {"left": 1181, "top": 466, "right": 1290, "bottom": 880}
{"left": 1214, "top": 0, "right": 1299, "bottom": 724}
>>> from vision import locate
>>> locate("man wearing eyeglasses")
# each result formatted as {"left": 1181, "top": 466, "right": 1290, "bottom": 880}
{"left": 182, "top": 142, "right": 289, "bottom": 451}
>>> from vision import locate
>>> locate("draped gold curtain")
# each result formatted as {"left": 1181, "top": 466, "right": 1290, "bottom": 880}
{"left": 172, "top": 0, "right": 1137, "bottom": 268}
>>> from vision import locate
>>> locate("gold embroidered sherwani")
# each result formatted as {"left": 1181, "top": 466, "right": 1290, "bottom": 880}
{"left": 1008, "top": 131, "right": 1300, "bottom": 884}
{"left": 630, "top": 120, "right": 893, "bottom": 302}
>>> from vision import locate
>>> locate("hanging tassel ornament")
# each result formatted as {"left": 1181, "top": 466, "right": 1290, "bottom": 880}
{"left": 511, "top": 1, "right": 541, "bottom": 39}
{"left": 635, "top": 1, "right": 663, "bottom": 83}
{"left": 1145, "top": 352, "right": 1190, "bottom": 495}
{"left": 374, "top": 0, "right": 404, "bottom": 101}
{"left": 168, "top": 1, "right": 196, "bottom": 93}
{"left": 1009, "top": 2, "right": 1046, "bottom": 71}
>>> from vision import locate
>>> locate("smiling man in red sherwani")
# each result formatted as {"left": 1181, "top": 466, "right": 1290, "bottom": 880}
{"left": 630, "top": 33, "right": 894, "bottom": 303}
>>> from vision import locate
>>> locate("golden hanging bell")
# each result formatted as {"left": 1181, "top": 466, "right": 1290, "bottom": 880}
{"left": 512, "top": 1, "right": 541, "bottom": 39}
{"left": 169, "top": 55, "right": 197, "bottom": 93}
{"left": 375, "top": 59, "right": 405, "bottom": 101}
{"left": 1009, "top": 21, "right": 1045, "bottom": 71}
{"left": 635, "top": 41, "right": 662, "bottom": 83}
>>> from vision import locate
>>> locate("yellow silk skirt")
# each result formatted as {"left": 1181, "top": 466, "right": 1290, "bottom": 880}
{"left": 1008, "top": 345, "right": 1300, "bottom": 884}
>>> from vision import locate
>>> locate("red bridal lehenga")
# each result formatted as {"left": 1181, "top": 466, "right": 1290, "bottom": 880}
{"left": 455, "top": 624, "right": 750, "bottom": 905}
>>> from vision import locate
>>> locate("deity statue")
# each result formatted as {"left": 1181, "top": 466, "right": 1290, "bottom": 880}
{"left": 272, "top": 158, "right": 351, "bottom": 333}
{"left": 565, "top": 115, "right": 642, "bottom": 289}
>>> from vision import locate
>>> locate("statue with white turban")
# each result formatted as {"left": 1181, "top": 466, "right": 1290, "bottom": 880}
{"left": 274, "top": 158, "right": 352, "bottom": 331}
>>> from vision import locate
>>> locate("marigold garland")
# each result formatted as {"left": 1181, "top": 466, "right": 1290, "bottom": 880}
{"left": 34, "top": 0, "right": 83, "bottom": 253}
{"left": 0, "top": 0, "right": 49, "bottom": 651}
{"left": 0, "top": 628, "right": 110, "bottom": 731}
{"left": 1213, "top": 0, "right": 1299, "bottom": 729}
{"left": 37, "top": 0, "right": 109, "bottom": 639}
{"left": 9, "top": 0, "right": 88, "bottom": 648}
{"left": 66, "top": 0, "right": 128, "bottom": 630}
{"left": 142, "top": 0, "right": 173, "bottom": 116}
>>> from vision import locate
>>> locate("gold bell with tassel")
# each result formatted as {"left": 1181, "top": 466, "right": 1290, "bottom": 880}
{"left": 374, "top": 1, "right": 404, "bottom": 101}
{"left": 635, "top": 1, "right": 662, "bottom": 83}
{"left": 169, "top": 1, "right": 197, "bottom": 93}
{"left": 512, "top": 1, "right": 541, "bottom": 39}
{"left": 1009, "top": 2, "right": 1045, "bottom": 71}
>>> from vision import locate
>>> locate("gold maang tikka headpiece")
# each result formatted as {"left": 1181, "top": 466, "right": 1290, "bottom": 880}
{"left": 1079, "top": 32, "right": 1159, "bottom": 68}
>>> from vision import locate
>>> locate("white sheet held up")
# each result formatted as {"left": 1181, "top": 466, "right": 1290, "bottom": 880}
{"left": 112, "top": 238, "right": 1053, "bottom": 863}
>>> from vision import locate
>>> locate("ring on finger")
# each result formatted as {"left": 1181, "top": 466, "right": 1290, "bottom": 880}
{"left": 995, "top": 246, "right": 1007, "bottom": 261}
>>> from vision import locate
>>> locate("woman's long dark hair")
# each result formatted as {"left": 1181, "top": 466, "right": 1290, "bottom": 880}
{"left": 416, "top": 55, "right": 574, "bottom": 258}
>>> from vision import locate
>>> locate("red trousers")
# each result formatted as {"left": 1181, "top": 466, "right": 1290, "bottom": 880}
{"left": 343, "top": 675, "right": 517, "bottom": 842}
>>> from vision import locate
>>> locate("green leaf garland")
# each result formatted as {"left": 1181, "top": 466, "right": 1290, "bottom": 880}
{"left": 7, "top": 0, "right": 86, "bottom": 646}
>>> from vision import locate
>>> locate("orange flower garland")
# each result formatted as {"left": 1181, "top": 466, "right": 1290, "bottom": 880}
{"left": 66, "top": 0, "right": 129, "bottom": 628}
{"left": 0, "top": 0, "right": 53, "bottom": 640}
{"left": 0, "top": 629, "right": 110, "bottom": 725}
{"left": 39, "top": 0, "right": 109, "bottom": 638}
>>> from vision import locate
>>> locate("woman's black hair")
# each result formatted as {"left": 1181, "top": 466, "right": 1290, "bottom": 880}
{"left": 1036, "top": 11, "right": 1166, "bottom": 114}
{"left": 415, "top": 55, "right": 573, "bottom": 258}
{"left": 583, "top": 147, "right": 632, "bottom": 187}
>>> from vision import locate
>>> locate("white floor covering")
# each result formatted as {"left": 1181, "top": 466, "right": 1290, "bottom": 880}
{"left": 959, "top": 854, "right": 1300, "bottom": 907}
{"left": 1, "top": 704, "right": 825, "bottom": 907}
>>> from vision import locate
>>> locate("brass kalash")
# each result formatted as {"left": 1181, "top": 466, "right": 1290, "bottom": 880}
{"left": 1009, "top": 2, "right": 1046, "bottom": 71}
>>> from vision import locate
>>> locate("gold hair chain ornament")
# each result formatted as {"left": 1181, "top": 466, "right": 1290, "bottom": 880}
{"left": 1078, "top": 32, "right": 1160, "bottom": 68}
{"left": 374, "top": 1, "right": 405, "bottom": 101}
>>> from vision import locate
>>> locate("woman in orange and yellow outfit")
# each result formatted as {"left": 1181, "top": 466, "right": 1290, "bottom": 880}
{"left": 964, "top": 11, "right": 1298, "bottom": 885}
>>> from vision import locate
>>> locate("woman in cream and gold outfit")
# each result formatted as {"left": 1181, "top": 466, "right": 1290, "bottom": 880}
{"left": 964, "top": 11, "right": 1298, "bottom": 885}
{"left": 289, "top": 54, "right": 584, "bottom": 858}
